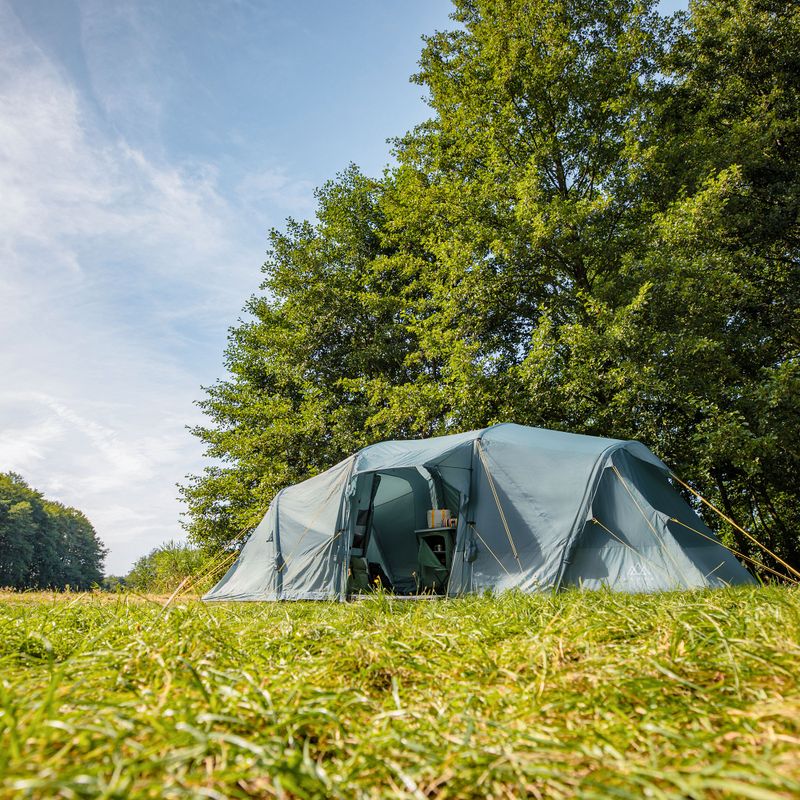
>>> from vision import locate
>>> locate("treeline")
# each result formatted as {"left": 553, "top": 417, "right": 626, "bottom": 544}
{"left": 183, "top": 0, "right": 799, "bottom": 572}
{"left": 0, "top": 473, "right": 106, "bottom": 590}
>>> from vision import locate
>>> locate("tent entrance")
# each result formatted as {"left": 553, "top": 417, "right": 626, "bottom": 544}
{"left": 347, "top": 468, "right": 458, "bottom": 596}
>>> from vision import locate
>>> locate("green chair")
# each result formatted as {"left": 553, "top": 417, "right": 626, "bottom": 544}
{"left": 347, "top": 557, "right": 371, "bottom": 594}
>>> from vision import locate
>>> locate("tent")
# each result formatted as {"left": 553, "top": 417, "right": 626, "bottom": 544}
{"left": 204, "top": 423, "right": 754, "bottom": 601}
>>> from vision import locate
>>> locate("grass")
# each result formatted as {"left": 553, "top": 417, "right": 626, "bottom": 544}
{"left": 0, "top": 588, "right": 798, "bottom": 799}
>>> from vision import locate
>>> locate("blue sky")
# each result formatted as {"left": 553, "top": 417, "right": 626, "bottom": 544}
{"left": 0, "top": 0, "right": 686, "bottom": 574}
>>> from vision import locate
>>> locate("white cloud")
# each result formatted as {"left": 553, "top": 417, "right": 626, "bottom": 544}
{"left": 0, "top": 411, "right": 66, "bottom": 471}
{"left": 0, "top": 1, "right": 293, "bottom": 573}
{"left": 0, "top": 35, "right": 239, "bottom": 297}
{"left": 238, "top": 167, "right": 317, "bottom": 217}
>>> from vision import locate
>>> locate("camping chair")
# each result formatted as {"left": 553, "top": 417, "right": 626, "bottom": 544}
{"left": 347, "top": 556, "right": 371, "bottom": 594}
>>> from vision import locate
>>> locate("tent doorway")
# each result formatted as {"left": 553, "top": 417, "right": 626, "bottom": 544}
{"left": 347, "top": 468, "right": 458, "bottom": 596}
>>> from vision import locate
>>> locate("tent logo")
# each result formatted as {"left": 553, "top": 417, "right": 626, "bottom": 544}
{"left": 628, "top": 563, "right": 651, "bottom": 579}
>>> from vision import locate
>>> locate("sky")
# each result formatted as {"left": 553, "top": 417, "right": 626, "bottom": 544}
{"left": 0, "top": 0, "right": 456, "bottom": 574}
{"left": 1, "top": 0, "right": 687, "bottom": 575}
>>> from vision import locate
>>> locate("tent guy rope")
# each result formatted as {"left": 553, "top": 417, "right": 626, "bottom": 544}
{"left": 468, "top": 522, "right": 513, "bottom": 576}
{"left": 668, "top": 515, "right": 799, "bottom": 586}
{"left": 670, "top": 473, "right": 800, "bottom": 581}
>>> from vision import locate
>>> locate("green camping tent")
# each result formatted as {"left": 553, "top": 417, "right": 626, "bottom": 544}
{"left": 204, "top": 423, "right": 754, "bottom": 601}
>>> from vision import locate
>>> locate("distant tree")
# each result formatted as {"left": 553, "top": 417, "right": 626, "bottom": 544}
{"left": 126, "top": 541, "right": 206, "bottom": 594}
{"left": 0, "top": 478, "right": 36, "bottom": 588}
{"left": 102, "top": 575, "right": 127, "bottom": 592}
{"left": 0, "top": 473, "right": 107, "bottom": 590}
{"left": 53, "top": 505, "right": 106, "bottom": 589}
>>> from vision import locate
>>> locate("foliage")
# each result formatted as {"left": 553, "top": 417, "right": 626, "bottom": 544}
{"left": 0, "top": 588, "right": 798, "bottom": 797}
{"left": 183, "top": 0, "right": 800, "bottom": 573}
{"left": 100, "top": 575, "right": 127, "bottom": 592}
{"left": 0, "top": 473, "right": 106, "bottom": 590}
{"left": 125, "top": 540, "right": 207, "bottom": 594}
{"left": 640, "top": 0, "right": 800, "bottom": 563}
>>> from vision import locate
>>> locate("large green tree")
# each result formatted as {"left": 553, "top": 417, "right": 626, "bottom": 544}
{"left": 185, "top": 0, "right": 799, "bottom": 574}
{"left": 505, "top": 0, "right": 800, "bottom": 568}
{"left": 632, "top": 0, "right": 800, "bottom": 562}
{"left": 368, "top": 0, "right": 671, "bottom": 430}
{"left": 182, "top": 167, "right": 422, "bottom": 549}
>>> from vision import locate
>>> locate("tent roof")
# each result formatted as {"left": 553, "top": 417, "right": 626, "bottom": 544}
{"left": 352, "top": 423, "right": 666, "bottom": 476}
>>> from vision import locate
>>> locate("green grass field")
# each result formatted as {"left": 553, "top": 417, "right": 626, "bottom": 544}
{"left": 0, "top": 588, "right": 798, "bottom": 799}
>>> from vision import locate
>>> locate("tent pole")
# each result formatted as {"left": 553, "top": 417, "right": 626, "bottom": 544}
{"left": 476, "top": 439, "right": 522, "bottom": 571}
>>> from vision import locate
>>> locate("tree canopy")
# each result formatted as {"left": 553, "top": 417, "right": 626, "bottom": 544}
{"left": 182, "top": 0, "right": 800, "bottom": 576}
{"left": 0, "top": 473, "right": 107, "bottom": 590}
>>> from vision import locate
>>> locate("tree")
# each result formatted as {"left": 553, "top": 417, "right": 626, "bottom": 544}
{"left": 126, "top": 541, "right": 207, "bottom": 595}
{"left": 363, "top": 0, "right": 672, "bottom": 432}
{"left": 184, "top": 0, "right": 799, "bottom": 575}
{"left": 102, "top": 575, "right": 127, "bottom": 592}
{"left": 181, "top": 166, "right": 421, "bottom": 548}
{"left": 53, "top": 506, "right": 107, "bottom": 589}
{"left": 0, "top": 497, "right": 35, "bottom": 589}
{"left": 0, "top": 473, "right": 107, "bottom": 590}
{"left": 629, "top": 0, "right": 800, "bottom": 565}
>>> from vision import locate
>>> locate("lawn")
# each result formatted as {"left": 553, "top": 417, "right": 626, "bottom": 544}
{"left": 0, "top": 588, "right": 798, "bottom": 799}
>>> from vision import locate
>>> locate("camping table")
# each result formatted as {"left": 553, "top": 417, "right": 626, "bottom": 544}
{"left": 414, "top": 527, "right": 455, "bottom": 568}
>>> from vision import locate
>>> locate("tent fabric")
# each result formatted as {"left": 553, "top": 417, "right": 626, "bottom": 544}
{"left": 204, "top": 423, "right": 755, "bottom": 601}
{"left": 205, "top": 456, "right": 354, "bottom": 601}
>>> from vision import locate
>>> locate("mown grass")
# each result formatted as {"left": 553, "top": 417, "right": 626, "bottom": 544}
{"left": 0, "top": 588, "right": 798, "bottom": 799}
